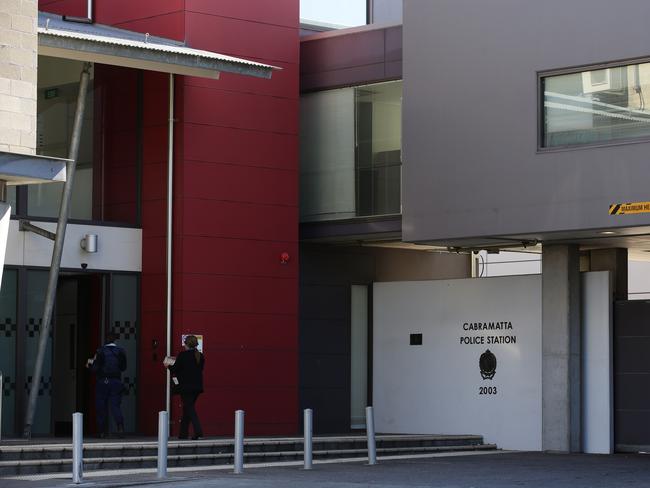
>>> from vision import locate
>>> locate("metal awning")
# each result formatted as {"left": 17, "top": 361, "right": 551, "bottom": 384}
{"left": 38, "top": 12, "right": 278, "bottom": 79}
{"left": 0, "top": 152, "right": 68, "bottom": 186}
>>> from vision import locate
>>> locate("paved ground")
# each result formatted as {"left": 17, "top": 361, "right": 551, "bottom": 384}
{"left": 1, "top": 451, "right": 650, "bottom": 488}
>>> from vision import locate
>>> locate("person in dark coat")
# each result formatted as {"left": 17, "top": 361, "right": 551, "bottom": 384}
{"left": 88, "top": 332, "right": 127, "bottom": 438}
{"left": 168, "top": 335, "right": 204, "bottom": 439}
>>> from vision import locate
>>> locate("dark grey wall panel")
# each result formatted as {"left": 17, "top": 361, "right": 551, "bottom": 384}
{"left": 615, "top": 338, "right": 650, "bottom": 373}
{"left": 614, "top": 300, "right": 650, "bottom": 448}
{"left": 402, "top": 0, "right": 650, "bottom": 243}
{"left": 300, "top": 319, "right": 349, "bottom": 355}
{"left": 299, "top": 244, "right": 375, "bottom": 434}
{"left": 614, "top": 374, "right": 650, "bottom": 410}
{"left": 300, "top": 387, "right": 349, "bottom": 433}
{"left": 613, "top": 300, "right": 650, "bottom": 336}
{"left": 615, "top": 411, "right": 650, "bottom": 447}
{"left": 300, "top": 285, "right": 349, "bottom": 320}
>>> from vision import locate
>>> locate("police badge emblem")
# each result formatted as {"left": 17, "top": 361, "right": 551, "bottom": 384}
{"left": 479, "top": 349, "right": 497, "bottom": 380}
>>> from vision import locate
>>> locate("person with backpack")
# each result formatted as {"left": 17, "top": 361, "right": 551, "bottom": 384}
{"left": 167, "top": 335, "right": 204, "bottom": 440}
{"left": 88, "top": 332, "right": 127, "bottom": 438}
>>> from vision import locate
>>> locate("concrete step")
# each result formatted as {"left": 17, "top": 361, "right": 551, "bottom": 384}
{"left": 0, "top": 435, "right": 497, "bottom": 476}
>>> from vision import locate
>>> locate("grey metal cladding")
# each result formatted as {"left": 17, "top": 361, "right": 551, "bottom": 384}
{"left": 402, "top": 0, "right": 650, "bottom": 244}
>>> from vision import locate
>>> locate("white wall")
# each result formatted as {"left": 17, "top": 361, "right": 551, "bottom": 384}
{"left": 582, "top": 271, "right": 613, "bottom": 454}
{"left": 373, "top": 275, "right": 542, "bottom": 451}
{"left": 5, "top": 221, "right": 141, "bottom": 271}
{"left": 628, "top": 260, "right": 650, "bottom": 299}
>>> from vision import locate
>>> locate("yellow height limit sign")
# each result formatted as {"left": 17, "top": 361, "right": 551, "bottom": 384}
{"left": 609, "top": 201, "right": 650, "bottom": 215}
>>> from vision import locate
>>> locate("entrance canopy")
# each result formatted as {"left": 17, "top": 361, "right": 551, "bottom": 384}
{"left": 38, "top": 12, "right": 277, "bottom": 80}
{"left": 0, "top": 151, "right": 68, "bottom": 185}
{"left": 3, "top": 12, "right": 278, "bottom": 187}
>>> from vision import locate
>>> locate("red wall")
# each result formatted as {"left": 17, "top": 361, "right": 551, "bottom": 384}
{"left": 92, "top": 65, "right": 139, "bottom": 224}
{"left": 40, "top": 0, "right": 300, "bottom": 436}
{"left": 176, "top": 0, "right": 300, "bottom": 436}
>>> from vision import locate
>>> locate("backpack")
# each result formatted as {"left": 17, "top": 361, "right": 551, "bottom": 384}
{"left": 98, "top": 346, "right": 125, "bottom": 376}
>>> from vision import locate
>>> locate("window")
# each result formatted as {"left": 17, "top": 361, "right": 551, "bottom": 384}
{"left": 300, "top": 81, "right": 402, "bottom": 222}
{"left": 35, "top": 57, "right": 94, "bottom": 219}
{"left": 32, "top": 57, "right": 141, "bottom": 225}
{"left": 542, "top": 60, "right": 650, "bottom": 148}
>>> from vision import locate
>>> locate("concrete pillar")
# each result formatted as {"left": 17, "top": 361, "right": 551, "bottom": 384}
{"left": 589, "top": 248, "right": 627, "bottom": 301}
{"left": 0, "top": 0, "right": 37, "bottom": 154}
{"left": 542, "top": 244, "right": 581, "bottom": 452}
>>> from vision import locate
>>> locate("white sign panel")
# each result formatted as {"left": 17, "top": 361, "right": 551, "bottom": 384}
{"left": 373, "top": 275, "right": 542, "bottom": 451}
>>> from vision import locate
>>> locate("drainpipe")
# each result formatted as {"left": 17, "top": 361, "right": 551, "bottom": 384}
{"left": 24, "top": 63, "right": 92, "bottom": 438}
{"left": 166, "top": 74, "right": 174, "bottom": 417}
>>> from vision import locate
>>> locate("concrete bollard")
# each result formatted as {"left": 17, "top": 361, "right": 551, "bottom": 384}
{"left": 234, "top": 410, "right": 245, "bottom": 474}
{"left": 366, "top": 406, "right": 377, "bottom": 465}
{"left": 157, "top": 411, "right": 168, "bottom": 478}
{"left": 304, "top": 408, "right": 313, "bottom": 470}
{"left": 72, "top": 412, "right": 83, "bottom": 484}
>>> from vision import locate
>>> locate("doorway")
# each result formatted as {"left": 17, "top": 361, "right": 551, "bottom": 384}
{"left": 0, "top": 269, "right": 139, "bottom": 437}
{"left": 52, "top": 275, "right": 97, "bottom": 436}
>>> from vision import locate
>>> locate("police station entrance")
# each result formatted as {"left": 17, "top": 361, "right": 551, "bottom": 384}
{"left": 0, "top": 269, "right": 139, "bottom": 438}
{"left": 52, "top": 272, "right": 139, "bottom": 437}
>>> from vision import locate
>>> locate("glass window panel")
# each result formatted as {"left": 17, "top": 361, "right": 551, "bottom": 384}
{"left": 32, "top": 57, "right": 94, "bottom": 220}
{"left": 300, "top": 88, "right": 356, "bottom": 221}
{"left": 543, "top": 61, "right": 650, "bottom": 148}
{"left": 355, "top": 81, "right": 402, "bottom": 217}
{"left": 25, "top": 270, "right": 52, "bottom": 435}
{"left": 299, "top": 81, "right": 402, "bottom": 222}
{"left": 0, "top": 270, "right": 17, "bottom": 436}
{"left": 110, "top": 274, "right": 138, "bottom": 433}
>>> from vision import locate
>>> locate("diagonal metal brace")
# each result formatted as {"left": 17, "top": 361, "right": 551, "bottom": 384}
{"left": 19, "top": 220, "right": 56, "bottom": 241}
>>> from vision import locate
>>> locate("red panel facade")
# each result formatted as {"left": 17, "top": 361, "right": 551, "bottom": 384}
{"left": 177, "top": 0, "right": 300, "bottom": 436}
{"left": 41, "top": 0, "right": 300, "bottom": 435}
{"left": 92, "top": 65, "right": 139, "bottom": 224}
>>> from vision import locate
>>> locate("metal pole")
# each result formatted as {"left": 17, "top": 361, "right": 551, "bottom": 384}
{"left": 72, "top": 412, "right": 83, "bottom": 484}
{"left": 304, "top": 408, "right": 313, "bottom": 470}
{"left": 165, "top": 73, "right": 174, "bottom": 417}
{"left": 366, "top": 406, "right": 377, "bottom": 465}
{"left": 234, "top": 410, "right": 244, "bottom": 474}
{"left": 157, "top": 411, "right": 168, "bottom": 479}
{"left": 24, "top": 63, "right": 91, "bottom": 438}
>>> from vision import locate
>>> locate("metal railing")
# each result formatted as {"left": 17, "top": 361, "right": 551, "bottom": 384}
{"left": 66, "top": 405, "right": 378, "bottom": 483}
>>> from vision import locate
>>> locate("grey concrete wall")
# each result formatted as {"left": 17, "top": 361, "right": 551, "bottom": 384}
{"left": 0, "top": 0, "right": 37, "bottom": 154}
{"left": 402, "top": 0, "right": 650, "bottom": 243}
{"left": 542, "top": 244, "right": 581, "bottom": 452}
